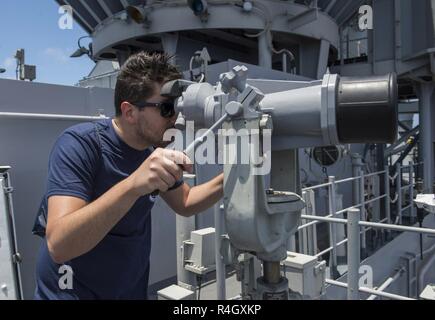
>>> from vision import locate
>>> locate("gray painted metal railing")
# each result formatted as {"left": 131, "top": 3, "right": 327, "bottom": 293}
{"left": 297, "top": 161, "right": 432, "bottom": 300}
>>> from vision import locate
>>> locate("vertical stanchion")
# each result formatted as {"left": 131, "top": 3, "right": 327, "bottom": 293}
{"left": 308, "top": 190, "right": 318, "bottom": 255}
{"left": 303, "top": 191, "right": 314, "bottom": 255}
{"left": 347, "top": 208, "right": 361, "bottom": 300}
{"left": 384, "top": 166, "right": 391, "bottom": 240}
{"left": 359, "top": 169, "right": 366, "bottom": 254}
{"left": 300, "top": 192, "right": 309, "bottom": 254}
{"left": 328, "top": 176, "right": 338, "bottom": 278}
{"left": 298, "top": 225, "right": 304, "bottom": 254}
{"left": 409, "top": 161, "right": 415, "bottom": 220}
{"left": 384, "top": 166, "right": 391, "bottom": 225}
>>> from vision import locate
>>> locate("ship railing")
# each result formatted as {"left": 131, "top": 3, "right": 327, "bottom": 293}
{"left": 294, "top": 162, "right": 433, "bottom": 300}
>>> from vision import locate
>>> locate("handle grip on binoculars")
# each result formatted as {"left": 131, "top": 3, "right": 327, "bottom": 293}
{"left": 149, "top": 163, "right": 184, "bottom": 197}
{"left": 147, "top": 114, "right": 227, "bottom": 197}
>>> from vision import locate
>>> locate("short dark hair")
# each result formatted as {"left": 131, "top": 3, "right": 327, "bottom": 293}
{"left": 114, "top": 52, "right": 182, "bottom": 117}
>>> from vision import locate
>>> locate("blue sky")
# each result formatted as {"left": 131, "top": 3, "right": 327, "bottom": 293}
{"left": 0, "top": 0, "right": 95, "bottom": 86}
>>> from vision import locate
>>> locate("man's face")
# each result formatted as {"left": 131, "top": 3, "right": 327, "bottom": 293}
{"left": 133, "top": 83, "right": 177, "bottom": 147}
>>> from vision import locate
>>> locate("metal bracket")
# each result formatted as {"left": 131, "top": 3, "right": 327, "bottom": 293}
{"left": 314, "top": 260, "right": 326, "bottom": 276}
{"left": 219, "top": 65, "right": 248, "bottom": 94}
{"left": 12, "top": 253, "right": 22, "bottom": 264}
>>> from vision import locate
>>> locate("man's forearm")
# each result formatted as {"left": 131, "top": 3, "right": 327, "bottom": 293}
{"left": 47, "top": 177, "right": 140, "bottom": 263}
{"left": 182, "top": 173, "right": 224, "bottom": 216}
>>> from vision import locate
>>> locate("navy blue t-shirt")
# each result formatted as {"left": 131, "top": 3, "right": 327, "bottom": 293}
{"left": 33, "top": 118, "right": 180, "bottom": 300}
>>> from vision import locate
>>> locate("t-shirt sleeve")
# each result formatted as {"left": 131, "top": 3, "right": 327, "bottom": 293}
{"left": 46, "top": 131, "right": 99, "bottom": 202}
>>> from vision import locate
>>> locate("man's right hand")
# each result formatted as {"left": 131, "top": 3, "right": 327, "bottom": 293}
{"left": 129, "top": 148, "right": 193, "bottom": 196}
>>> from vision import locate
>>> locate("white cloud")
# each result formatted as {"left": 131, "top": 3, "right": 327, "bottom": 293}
{"left": 3, "top": 57, "right": 15, "bottom": 68}
{"left": 43, "top": 47, "right": 69, "bottom": 63}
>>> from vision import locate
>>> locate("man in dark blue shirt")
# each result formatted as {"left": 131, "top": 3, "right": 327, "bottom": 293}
{"left": 33, "top": 52, "right": 223, "bottom": 299}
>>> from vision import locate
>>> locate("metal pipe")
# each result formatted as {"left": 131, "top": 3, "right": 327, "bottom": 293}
{"left": 300, "top": 214, "right": 435, "bottom": 236}
{"left": 409, "top": 161, "right": 415, "bottom": 219}
{"left": 298, "top": 220, "right": 318, "bottom": 231}
{"left": 297, "top": 220, "right": 305, "bottom": 254}
{"left": 214, "top": 203, "right": 226, "bottom": 300}
{"left": 298, "top": 218, "right": 305, "bottom": 254}
{"left": 296, "top": 203, "right": 361, "bottom": 230}
{"left": 185, "top": 113, "right": 229, "bottom": 156}
{"left": 364, "top": 170, "right": 387, "bottom": 179}
{"left": 336, "top": 204, "right": 362, "bottom": 215}
{"left": 326, "top": 279, "right": 415, "bottom": 300}
{"left": 0, "top": 111, "right": 108, "bottom": 121}
{"left": 282, "top": 53, "right": 287, "bottom": 73}
{"left": 317, "top": 238, "right": 348, "bottom": 257}
{"left": 263, "top": 261, "right": 281, "bottom": 284}
{"left": 359, "top": 169, "right": 366, "bottom": 252}
{"left": 364, "top": 194, "right": 387, "bottom": 205}
{"left": 315, "top": 218, "right": 388, "bottom": 258}
{"left": 310, "top": 191, "right": 318, "bottom": 254}
{"left": 359, "top": 221, "right": 435, "bottom": 236}
{"left": 335, "top": 176, "right": 360, "bottom": 184}
{"left": 347, "top": 208, "right": 360, "bottom": 300}
{"left": 258, "top": 31, "right": 271, "bottom": 68}
{"left": 316, "top": 246, "right": 333, "bottom": 258}
{"left": 401, "top": 204, "right": 412, "bottom": 212}
{"left": 367, "top": 267, "right": 404, "bottom": 300}
{"left": 352, "top": 154, "right": 363, "bottom": 210}
{"left": 396, "top": 163, "right": 402, "bottom": 224}
{"left": 298, "top": 191, "right": 313, "bottom": 255}
{"left": 385, "top": 166, "right": 391, "bottom": 225}
{"left": 302, "top": 181, "right": 332, "bottom": 191}
{"left": 368, "top": 277, "right": 395, "bottom": 300}
{"left": 301, "top": 214, "right": 347, "bottom": 225}
{"left": 328, "top": 176, "right": 338, "bottom": 277}
{"left": 400, "top": 185, "right": 410, "bottom": 191}
{"left": 418, "top": 83, "right": 434, "bottom": 193}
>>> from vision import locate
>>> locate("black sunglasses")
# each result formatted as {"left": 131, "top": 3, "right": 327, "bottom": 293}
{"left": 132, "top": 100, "right": 176, "bottom": 118}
